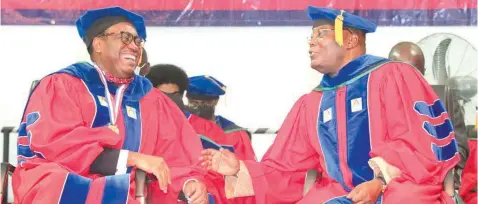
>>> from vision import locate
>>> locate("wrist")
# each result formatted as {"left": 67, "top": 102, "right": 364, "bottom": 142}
{"left": 369, "top": 159, "right": 387, "bottom": 190}
{"left": 373, "top": 177, "right": 386, "bottom": 192}
{"left": 232, "top": 160, "right": 242, "bottom": 176}
{"left": 127, "top": 151, "right": 140, "bottom": 167}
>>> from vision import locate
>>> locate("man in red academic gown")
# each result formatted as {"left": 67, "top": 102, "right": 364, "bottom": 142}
{"left": 200, "top": 6, "right": 460, "bottom": 204}
{"left": 146, "top": 65, "right": 256, "bottom": 203}
{"left": 12, "top": 7, "right": 209, "bottom": 204}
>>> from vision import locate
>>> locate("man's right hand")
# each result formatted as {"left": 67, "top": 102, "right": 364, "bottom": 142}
{"left": 127, "top": 152, "right": 171, "bottom": 193}
{"left": 199, "top": 148, "right": 240, "bottom": 176}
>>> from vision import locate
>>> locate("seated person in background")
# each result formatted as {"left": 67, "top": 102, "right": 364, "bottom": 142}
{"left": 146, "top": 66, "right": 256, "bottom": 203}
{"left": 388, "top": 41, "right": 426, "bottom": 74}
{"left": 12, "top": 7, "right": 208, "bottom": 204}
{"left": 145, "top": 64, "right": 189, "bottom": 111}
{"left": 186, "top": 75, "right": 256, "bottom": 161}
{"left": 389, "top": 41, "right": 470, "bottom": 195}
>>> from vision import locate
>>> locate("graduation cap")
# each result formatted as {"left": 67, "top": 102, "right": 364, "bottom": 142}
{"left": 186, "top": 75, "right": 226, "bottom": 100}
{"left": 306, "top": 6, "right": 376, "bottom": 46}
{"left": 75, "top": 6, "right": 147, "bottom": 48}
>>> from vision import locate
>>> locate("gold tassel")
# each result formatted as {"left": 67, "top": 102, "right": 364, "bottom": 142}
{"left": 334, "top": 10, "right": 345, "bottom": 46}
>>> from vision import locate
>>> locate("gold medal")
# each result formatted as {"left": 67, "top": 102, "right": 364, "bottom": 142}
{"left": 108, "top": 124, "right": 119, "bottom": 134}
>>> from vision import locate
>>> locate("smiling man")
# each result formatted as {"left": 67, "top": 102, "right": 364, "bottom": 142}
{"left": 200, "top": 6, "right": 459, "bottom": 204}
{"left": 12, "top": 6, "right": 208, "bottom": 204}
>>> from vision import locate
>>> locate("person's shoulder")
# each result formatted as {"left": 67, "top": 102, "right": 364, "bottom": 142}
{"left": 216, "top": 115, "right": 236, "bottom": 126}
{"left": 368, "top": 58, "right": 422, "bottom": 81}
{"left": 27, "top": 64, "right": 90, "bottom": 100}
{"left": 142, "top": 86, "right": 165, "bottom": 101}
{"left": 373, "top": 59, "right": 417, "bottom": 74}
{"left": 40, "top": 63, "right": 92, "bottom": 87}
{"left": 217, "top": 115, "right": 250, "bottom": 134}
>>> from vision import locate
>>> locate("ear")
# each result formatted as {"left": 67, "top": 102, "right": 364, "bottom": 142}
{"left": 91, "top": 37, "right": 103, "bottom": 53}
{"left": 345, "top": 32, "right": 359, "bottom": 49}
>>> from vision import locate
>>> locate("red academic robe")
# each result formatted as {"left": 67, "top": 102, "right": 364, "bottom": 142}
{"left": 13, "top": 63, "right": 206, "bottom": 204}
{"left": 187, "top": 114, "right": 256, "bottom": 161}
{"left": 241, "top": 55, "right": 459, "bottom": 203}
{"left": 459, "top": 139, "right": 477, "bottom": 204}
{"left": 187, "top": 113, "right": 256, "bottom": 204}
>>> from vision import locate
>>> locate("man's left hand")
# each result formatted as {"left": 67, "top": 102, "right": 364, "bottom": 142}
{"left": 183, "top": 180, "right": 208, "bottom": 204}
{"left": 346, "top": 179, "right": 383, "bottom": 204}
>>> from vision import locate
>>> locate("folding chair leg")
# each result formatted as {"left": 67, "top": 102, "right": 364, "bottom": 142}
{"left": 1, "top": 163, "right": 15, "bottom": 204}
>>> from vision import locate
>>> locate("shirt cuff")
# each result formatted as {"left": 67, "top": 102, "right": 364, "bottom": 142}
{"left": 230, "top": 160, "right": 255, "bottom": 198}
{"left": 115, "top": 150, "right": 129, "bottom": 175}
{"left": 368, "top": 157, "right": 401, "bottom": 184}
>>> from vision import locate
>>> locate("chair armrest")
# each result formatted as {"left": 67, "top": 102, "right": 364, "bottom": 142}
{"left": 1, "top": 162, "right": 15, "bottom": 204}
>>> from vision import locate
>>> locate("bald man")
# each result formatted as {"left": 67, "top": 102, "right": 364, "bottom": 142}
{"left": 389, "top": 41, "right": 470, "bottom": 198}
{"left": 388, "top": 41, "right": 425, "bottom": 74}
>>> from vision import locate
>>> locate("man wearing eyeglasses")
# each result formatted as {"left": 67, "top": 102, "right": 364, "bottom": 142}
{"left": 12, "top": 7, "right": 209, "bottom": 204}
{"left": 200, "top": 6, "right": 459, "bottom": 204}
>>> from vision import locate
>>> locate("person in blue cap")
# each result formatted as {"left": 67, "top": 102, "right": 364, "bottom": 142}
{"left": 145, "top": 68, "right": 256, "bottom": 203}
{"left": 185, "top": 75, "right": 256, "bottom": 160}
{"left": 200, "top": 6, "right": 459, "bottom": 204}
{"left": 184, "top": 76, "right": 257, "bottom": 204}
{"left": 12, "top": 6, "right": 209, "bottom": 204}
{"left": 185, "top": 75, "right": 227, "bottom": 121}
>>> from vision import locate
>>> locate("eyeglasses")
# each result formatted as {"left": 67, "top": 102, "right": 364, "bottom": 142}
{"left": 307, "top": 28, "right": 334, "bottom": 44}
{"left": 307, "top": 28, "right": 355, "bottom": 44}
{"left": 100, "top": 31, "right": 144, "bottom": 47}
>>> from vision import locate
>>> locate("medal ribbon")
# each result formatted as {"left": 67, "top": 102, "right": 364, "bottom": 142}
{"left": 93, "top": 64, "right": 127, "bottom": 125}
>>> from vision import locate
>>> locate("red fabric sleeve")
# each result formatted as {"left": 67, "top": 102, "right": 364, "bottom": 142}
{"left": 188, "top": 115, "right": 256, "bottom": 160}
{"left": 368, "top": 62, "right": 459, "bottom": 203}
{"left": 21, "top": 74, "right": 121, "bottom": 175}
{"left": 225, "top": 130, "right": 256, "bottom": 161}
{"left": 459, "top": 139, "right": 477, "bottom": 203}
{"left": 243, "top": 95, "right": 321, "bottom": 203}
{"left": 148, "top": 90, "right": 207, "bottom": 200}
